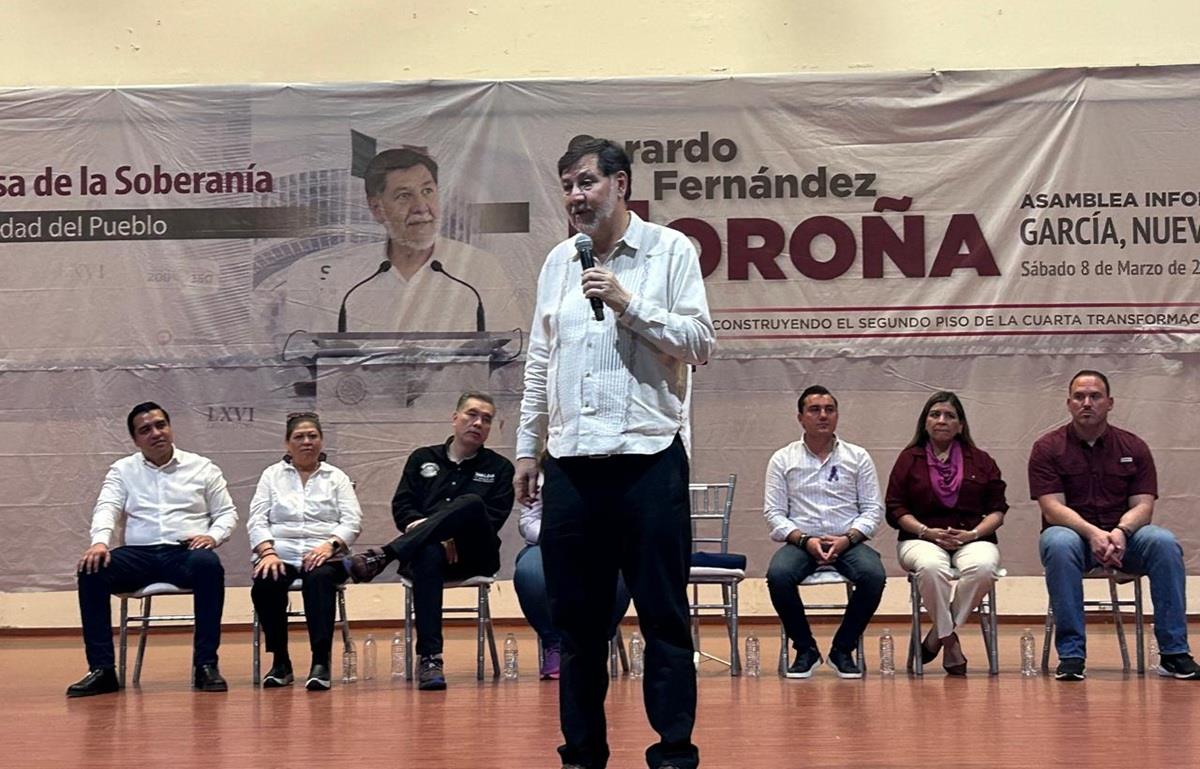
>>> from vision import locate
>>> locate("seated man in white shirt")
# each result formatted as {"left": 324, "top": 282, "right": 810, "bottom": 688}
{"left": 68, "top": 402, "right": 239, "bottom": 697}
{"left": 764, "top": 385, "right": 886, "bottom": 679}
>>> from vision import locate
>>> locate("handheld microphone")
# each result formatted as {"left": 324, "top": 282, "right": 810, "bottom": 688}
{"left": 337, "top": 260, "right": 392, "bottom": 333}
{"left": 430, "top": 259, "right": 486, "bottom": 332}
{"left": 575, "top": 234, "right": 604, "bottom": 321}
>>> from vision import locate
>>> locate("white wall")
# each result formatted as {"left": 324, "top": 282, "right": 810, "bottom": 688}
{"left": 1, "top": 2, "right": 1198, "bottom": 87}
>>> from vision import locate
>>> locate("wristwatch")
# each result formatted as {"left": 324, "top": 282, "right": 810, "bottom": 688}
{"left": 796, "top": 533, "right": 811, "bottom": 549}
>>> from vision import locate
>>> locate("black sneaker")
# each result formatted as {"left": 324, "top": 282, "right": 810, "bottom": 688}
{"left": 1055, "top": 657, "right": 1086, "bottom": 681}
{"left": 344, "top": 549, "right": 390, "bottom": 583}
{"left": 262, "top": 660, "right": 294, "bottom": 688}
{"left": 784, "top": 646, "right": 822, "bottom": 679}
{"left": 418, "top": 655, "right": 447, "bottom": 691}
{"left": 1158, "top": 653, "right": 1200, "bottom": 679}
{"left": 66, "top": 667, "right": 120, "bottom": 698}
{"left": 828, "top": 647, "right": 863, "bottom": 679}
{"left": 305, "top": 663, "right": 331, "bottom": 691}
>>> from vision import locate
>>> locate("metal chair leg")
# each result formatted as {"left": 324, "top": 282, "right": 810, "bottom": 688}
{"left": 118, "top": 597, "right": 130, "bottom": 689}
{"left": 909, "top": 577, "right": 923, "bottom": 676}
{"left": 985, "top": 586, "right": 1000, "bottom": 675}
{"left": 404, "top": 584, "right": 415, "bottom": 681}
{"left": 845, "top": 583, "right": 866, "bottom": 677}
{"left": 778, "top": 625, "right": 788, "bottom": 677}
{"left": 337, "top": 587, "right": 351, "bottom": 649}
{"left": 1109, "top": 578, "right": 1131, "bottom": 672}
{"left": 610, "top": 627, "right": 628, "bottom": 678}
{"left": 252, "top": 611, "right": 261, "bottom": 686}
{"left": 728, "top": 582, "right": 741, "bottom": 676}
{"left": 1041, "top": 604, "right": 1054, "bottom": 674}
{"left": 475, "top": 585, "right": 486, "bottom": 681}
{"left": 478, "top": 584, "right": 500, "bottom": 680}
{"left": 133, "top": 596, "right": 152, "bottom": 686}
{"left": 1133, "top": 578, "right": 1146, "bottom": 675}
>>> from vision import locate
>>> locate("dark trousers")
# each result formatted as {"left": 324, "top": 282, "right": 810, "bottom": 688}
{"left": 542, "top": 436, "right": 697, "bottom": 769}
{"left": 77, "top": 543, "right": 225, "bottom": 669}
{"left": 383, "top": 494, "right": 500, "bottom": 657}
{"left": 250, "top": 561, "right": 348, "bottom": 667}
{"left": 766, "top": 542, "right": 886, "bottom": 653}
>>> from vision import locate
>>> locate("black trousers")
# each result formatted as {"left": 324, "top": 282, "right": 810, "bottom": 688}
{"left": 77, "top": 543, "right": 225, "bottom": 669}
{"left": 250, "top": 561, "right": 348, "bottom": 666}
{"left": 383, "top": 494, "right": 500, "bottom": 657}
{"left": 542, "top": 436, "right": 698, "bottom": 769}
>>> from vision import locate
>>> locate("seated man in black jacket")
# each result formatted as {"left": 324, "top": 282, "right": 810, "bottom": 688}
{"left": 345, "top": 391, "right": 514, "bottom": 690}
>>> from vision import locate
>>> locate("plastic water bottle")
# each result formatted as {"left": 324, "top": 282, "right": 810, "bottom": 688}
{"left": 391, "top": 632, "right": 406, "bottom": 679}
{"left": 503, "top": 632, "right": 519, "bottom": 680}
{"left": 629, "top": 631, "right": 645, "bottom": 679}
{"left": 1020, "top": 628, "right": 1037, "bottom": 676}
{"left": 879, "top": 628, "right": 896, "bottom": 675}
{"left": 1149, "top": 630, "right": 1160, "bottom": 673}
{"left": 744, "top": 633, "right": 761, "bottom": 677}
{"left": 362, "top": 634, "right": 377, "bottom": 680}
{"left": 341, "top": 638, "right": 358, "bottom": 683}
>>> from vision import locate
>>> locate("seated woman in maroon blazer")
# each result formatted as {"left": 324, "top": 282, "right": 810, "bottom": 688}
{"left": 885, "top": 391, "right": 1007, "bottom": 675}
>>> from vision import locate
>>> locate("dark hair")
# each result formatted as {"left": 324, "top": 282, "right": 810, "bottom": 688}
{"left": 557, "top": 135, "right": 632, "bottom": 201}
{"left": 456, "top": 391, "right": 496, "bottom": 412}
{"left": 285, "top": 411, "right": 323, "bottom": 440}
{"left": 127, "top": 402, "right": 169, "bottom": 437}
{"left": 364, "top": 147, "right": 439, "bottom": 198}
{"left": 797, "top": 385, "right": 837, "bottom": 412}
{"left": 1069, "top": 369, "right": 1111, "bottom": 397}
{"left": 907, "top": 391, "right": 976, "bottom": 449}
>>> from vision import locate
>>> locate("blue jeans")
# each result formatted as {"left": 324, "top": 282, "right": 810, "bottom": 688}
{"left": 1040, "top": 524, "right": 1190, "bottom": 659}
{"left": 514, "top": 544, "right": 631, "bottom": 648}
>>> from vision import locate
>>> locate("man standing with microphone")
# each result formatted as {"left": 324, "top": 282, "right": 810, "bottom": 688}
{"left": 514, "top": 135, "right": 715, "bottom": 769}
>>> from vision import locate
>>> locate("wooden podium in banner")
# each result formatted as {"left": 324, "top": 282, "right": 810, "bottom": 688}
{"left": 286, "top": 330, "right": 525, "bottom": 437}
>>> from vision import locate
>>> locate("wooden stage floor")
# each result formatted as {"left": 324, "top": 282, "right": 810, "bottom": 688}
{"left": 2, "top": 621, "right": 1198, "bottom": 768}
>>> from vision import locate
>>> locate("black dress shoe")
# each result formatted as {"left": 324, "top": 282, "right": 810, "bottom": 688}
{"left": 66, "top": 667, "right": 119, "bottom": 698}
{"left": 343, "top": 549, "right": 390, "bottom": 583}
{"left": 261, "top": 661, "right": 294, "bottom": 688}
{"left": 305, "top": 663, "right": 332, "bottom": 691}
{"left": 193, "top": 664, "right": 228, "bottom": 692}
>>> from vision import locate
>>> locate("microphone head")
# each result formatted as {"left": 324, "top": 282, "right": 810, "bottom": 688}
{"left": 378, "top": 260, "right": 392, "bottom": 273}
{"left": 574, "top": 234, "right": 593, "bottom": 252}
{"left": 430, "top": 259, "right": 444, "bottom": 272}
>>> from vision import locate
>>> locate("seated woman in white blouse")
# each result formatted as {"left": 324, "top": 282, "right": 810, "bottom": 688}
{"left": 248, "top": 412, "right": 362, "bottom": 691}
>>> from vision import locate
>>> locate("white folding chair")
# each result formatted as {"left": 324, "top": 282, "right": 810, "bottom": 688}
{"left": 906, "top": 569, "right": 1001, "bottom": 675}
{"left": 687, "top": 475, "right": 745, "bottom": 676}
{"left": 115, "top": 582, "right": 194, "bottom": 688}
{"left": 1042, "top": 566, "right": 1146, "bottom": 674}
{"left": 251, "top": 578, "right": 351, "bottom": 684}
{"left": 777, "top": 567, "right": 867, "bottom": 677}
{"left": 401, "top": 574, "right": 500, "bottom": 681}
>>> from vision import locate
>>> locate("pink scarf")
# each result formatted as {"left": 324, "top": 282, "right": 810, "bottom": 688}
{"left": 925, "top": 441, "right": 964, "bottom": 508}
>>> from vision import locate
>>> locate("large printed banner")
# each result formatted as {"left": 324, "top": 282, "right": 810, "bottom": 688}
{"left": 5, "top": 67, "right": 1200, "bottom": 591}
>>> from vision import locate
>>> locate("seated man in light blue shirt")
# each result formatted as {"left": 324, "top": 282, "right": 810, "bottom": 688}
{"left": 763, "top": 385, "right": 886, "bottom": 679}
{"left": 68, "top": 402, "right": 239, "bottom": 697}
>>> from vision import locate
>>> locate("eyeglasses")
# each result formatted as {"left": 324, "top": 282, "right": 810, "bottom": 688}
{"left": 286, "top": 411, "right": 320, "bottom": 421}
